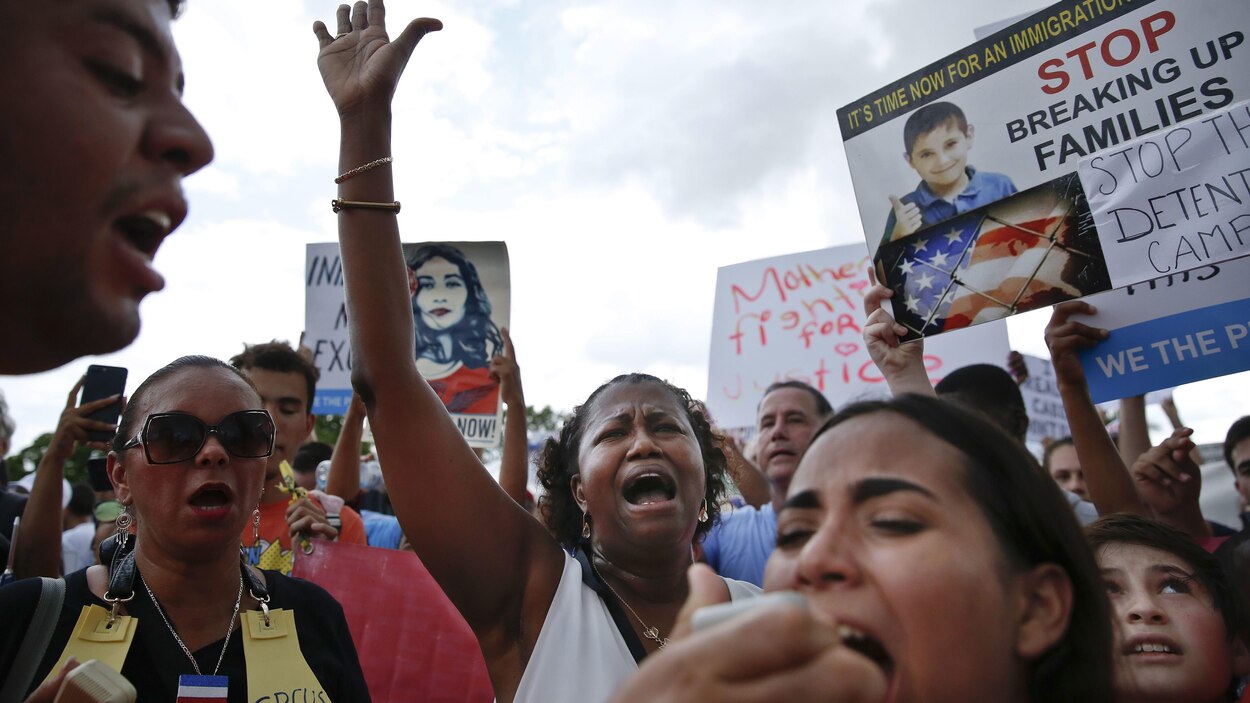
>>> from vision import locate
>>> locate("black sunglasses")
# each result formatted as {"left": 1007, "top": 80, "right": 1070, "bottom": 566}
{"left": 121, "top": 410, "right": 275, "bottom": 465}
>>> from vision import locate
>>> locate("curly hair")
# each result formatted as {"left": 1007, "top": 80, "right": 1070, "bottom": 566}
{"left": 408, "top": 244, "right": 503, "bottom": 370}
{"left": 536, "top": 373, "right": 728, "bottom": 549}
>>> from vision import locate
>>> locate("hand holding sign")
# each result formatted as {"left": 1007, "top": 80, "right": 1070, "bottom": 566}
{"left": 888, "top": 195, "right": 921, "bottom": 241}
{"left": 1044, "top": 301, "right": 1109, "bottom": 391}
{"left": 862, "top": 275, "right": 935, "bottom": 398}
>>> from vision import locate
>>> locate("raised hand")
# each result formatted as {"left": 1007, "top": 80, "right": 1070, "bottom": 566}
{"left": 313, "top": 0, "right": 442, "bottom": 117}
{"left": 1044, "top": 301, "right": 1108, "bottom": 390}
{"left": 862, "top": 274, "right": 931, "bottom": 397}
{"left": 48, "top": 376, "right": 119, "bottom": 458}
{"left": 490, "top": 327, "right": 524, "bottom": 409}
{"left": 1131, "top": 427, "right": 1201, "bottom": 518}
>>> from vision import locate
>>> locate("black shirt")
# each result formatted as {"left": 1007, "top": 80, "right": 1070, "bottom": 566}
{"left": 0, "top": 568, "right": 371, "bottom": 701}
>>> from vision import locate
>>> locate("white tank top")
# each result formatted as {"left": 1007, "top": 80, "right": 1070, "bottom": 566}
{"left": 510, "top": 552, "right": 760, "bottom": 703}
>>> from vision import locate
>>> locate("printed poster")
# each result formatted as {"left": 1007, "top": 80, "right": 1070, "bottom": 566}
{"left": 706, "top": 244, "right": 1012, "bottom": 429}
{"left": 838, "top": 0, "right": 1250, "bottom": 339}
{"left": 304, "top": 242, "right": 511, "bottom": 448}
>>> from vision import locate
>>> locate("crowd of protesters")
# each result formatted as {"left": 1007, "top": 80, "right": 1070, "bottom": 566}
{"left": 1, "top": 0, "right": 1248, "bottom": 702}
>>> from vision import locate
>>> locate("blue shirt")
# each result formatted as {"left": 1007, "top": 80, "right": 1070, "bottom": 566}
{"left": 701, "top": 504, "right": 776, "bottom": 587}
{"left": 882, "top": 167, "right": 1017, "bottom": 245}
{"left": 361, "top": 509, "right": 404, "bottom": 550}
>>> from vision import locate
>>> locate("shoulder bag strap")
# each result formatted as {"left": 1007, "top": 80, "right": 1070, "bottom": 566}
{"left": 574, "top": 546, "right": 648, "bottom": 664}
{"left": 0, "top": 576, "right": 67, "bottom": 703}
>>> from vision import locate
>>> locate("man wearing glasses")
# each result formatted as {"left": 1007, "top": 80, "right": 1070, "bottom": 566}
{"left": 231, "top": 341, "right": 367, "bottom": 575}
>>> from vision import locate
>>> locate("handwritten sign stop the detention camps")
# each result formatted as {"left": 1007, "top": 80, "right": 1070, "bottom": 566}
{"left": 706, "top": 244, "right": 1011, "bottom": 429}
{"left": 304, "top": 242, "right": 511, "bottom": 448}
{"left": 1079, "top": 100, "right": 1250, "bottom": 288}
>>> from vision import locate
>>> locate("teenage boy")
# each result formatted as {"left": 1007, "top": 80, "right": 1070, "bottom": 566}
{"left": 1225, "top": 417, "right": 1250, "bottom": 532}
{"left": 883, "top": 101, "right": 1016, "bottom": 244}
{"left": 701, "top": 381, "right": 832, "bottom": 586}
{"left": 232, "top": 341, "right": 366, "bottom": 575}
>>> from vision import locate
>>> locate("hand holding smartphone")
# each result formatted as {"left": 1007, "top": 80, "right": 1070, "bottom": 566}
{"left": 80, "top": 366, "right": 127, "bottom": 443}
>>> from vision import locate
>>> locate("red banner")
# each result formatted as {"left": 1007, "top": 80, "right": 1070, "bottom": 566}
{"left": 292, "top": 540, "right": 494, "bottom": 702}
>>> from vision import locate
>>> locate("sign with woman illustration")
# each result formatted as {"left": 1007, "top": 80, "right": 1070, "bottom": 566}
{"left": 304, "top": 241, "right": 510, "bottom": 447}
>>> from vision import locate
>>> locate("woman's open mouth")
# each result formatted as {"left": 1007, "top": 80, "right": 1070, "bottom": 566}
{"left": 839, "top": 624, "right": 896, "bottom": 688}
{"left": 188, "top": 484, "right": 234, "bottom": 518}
{"left": 622, "top": 472, "right": 677, "bottom": 506}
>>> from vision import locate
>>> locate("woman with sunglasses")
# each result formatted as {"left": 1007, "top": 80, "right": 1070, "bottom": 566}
{"left": 0, "top": 356, "right": 369, "bottom": 702}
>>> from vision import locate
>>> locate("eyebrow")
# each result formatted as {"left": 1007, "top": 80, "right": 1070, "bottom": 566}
{"left": 780, "top": 489, "right": 821, "bottom": 511}
{"left": 850, "top": 477, "right": 937, "bottom": 505}
{"left": 88, "top": 6, "right": 185, "bottom": 93}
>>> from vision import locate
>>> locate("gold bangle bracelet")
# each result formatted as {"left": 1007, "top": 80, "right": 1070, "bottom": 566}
{"left": 334, "top": 156, "right": 393, "bottom": 184}
{"left": 331, "top": 198, "right": 401, "bottom": 213}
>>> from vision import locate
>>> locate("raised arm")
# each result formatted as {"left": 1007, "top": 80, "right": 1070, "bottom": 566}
{"left": 13, "top": 378, "right": 115, "bottom": 578}
{"left": 1115, "top": 395, "right": 1151, "bottom": 471}
{"left": 1044, "top": 301, "right": 1147, "bottom": 517}
{"left": 862, "top": 282, "right": 934, "bottom": 397}
{"left": 325, "top": 393, "right": 365, "bottom": 502}
{"left": 491, "top": 328, "right": 532, "bottom": 508}
{"left": 313, "top": 0, "right": 562, "bottom": 649}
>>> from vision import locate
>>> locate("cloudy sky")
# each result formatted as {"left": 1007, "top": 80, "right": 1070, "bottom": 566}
{"left": 3, "top": 0, "right": 1247, "bottom": 463}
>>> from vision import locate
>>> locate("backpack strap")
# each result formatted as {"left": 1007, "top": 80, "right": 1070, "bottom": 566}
{"left": 0, "top": 577, "right": 67, "bottom": 703}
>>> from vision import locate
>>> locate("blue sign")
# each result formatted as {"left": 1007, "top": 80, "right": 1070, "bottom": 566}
{"left": 1080, "top": 296, "right": 1250, "bottom": 403}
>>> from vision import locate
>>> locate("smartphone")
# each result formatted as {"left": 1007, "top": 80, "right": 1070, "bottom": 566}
{"left": 81, "top": 365, "right": 127, "bottom": 443}
{"left": 86, "top": 456, "right": 112, "bottom": 493}
{"left": 690, "top": 591, "right": 807, "bottom": 632}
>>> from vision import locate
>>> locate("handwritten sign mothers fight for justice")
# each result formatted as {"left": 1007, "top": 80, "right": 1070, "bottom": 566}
{"left": 706, "top": 244, "right": 1010, "bottom": 429}
{"left": 1079, "top": 100, "right": 1250, "bottom": 287}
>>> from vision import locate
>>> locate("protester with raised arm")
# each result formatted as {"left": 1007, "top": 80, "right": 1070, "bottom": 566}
{"left": 314, "top": 5, "right": 756, "bottom": 700}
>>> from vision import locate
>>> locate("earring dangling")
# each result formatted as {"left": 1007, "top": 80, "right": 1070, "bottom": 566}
{"left": 698, "top": 499, "right": 708, "bottom": 523}
{"left": 115, "top": 505, "right": 133, "bottom": 549}
{"left": 581, "top": 514, "right": 591, "bottom": 540}
{"left": 252, "top": 508, "right": 261, "bottom": 543}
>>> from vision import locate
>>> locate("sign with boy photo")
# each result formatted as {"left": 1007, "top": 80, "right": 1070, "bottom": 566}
{"left": 838, "top": 0, "right": 1250, "bottom": 339}
{"left": 305, "top": 242, "right": 511, "bottom": 448}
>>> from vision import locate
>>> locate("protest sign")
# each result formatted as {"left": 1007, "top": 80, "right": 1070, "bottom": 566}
{"left": 839, "top": 0, "right": 1250, "bottom": 339}
{"left": 1079, "top": 100, "right": 1250, "bottom": 287}
{"left": 1018, "top": 353, "right": 1072, "bottom": 444}
{"left": 305, "top": 242, "right": 511, "bottom": 447}
{"left": 706, "top": 244, "right": 1012, "bottom": 429}
{"left": 1074, "top": 254, "right": 1250, "bottom": 403}
{"left": 305, "top": 242, "right": 352, "bottom": 414}
{"left": 292, "top": 541, "right": 493, "bottom": 703}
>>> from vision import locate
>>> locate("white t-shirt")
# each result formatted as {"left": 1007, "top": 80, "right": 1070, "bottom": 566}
{"left": 61, "top": 521, "right": 95, "bottom": 574}
{"left": 512, "top": 551, "right": 760, "bottom": 703}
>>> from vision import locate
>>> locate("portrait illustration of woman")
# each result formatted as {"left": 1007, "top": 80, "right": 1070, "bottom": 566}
{"left": 406, "top": 243, "right": 504, "bottom": 415}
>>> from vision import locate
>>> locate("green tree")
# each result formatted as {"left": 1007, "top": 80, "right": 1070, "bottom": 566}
{"left": 525, "top": 405, "right": 568, "bottom": 433}
{"left": 5, "top": 433, "right": 94, "bottom": 486}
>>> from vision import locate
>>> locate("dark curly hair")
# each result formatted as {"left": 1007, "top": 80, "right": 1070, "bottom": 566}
{"left": 536, "top": 373, "right": 728, "bottom": 549}
{"left": 408, "top": 244, "right": 503, "bottom": 370}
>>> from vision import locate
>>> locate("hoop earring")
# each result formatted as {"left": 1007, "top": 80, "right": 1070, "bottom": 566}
{"left": 698, "top": 499, "right": 708, "bottom": 523}
{"left": 581, "top": 514, "right": 591, "bottom": 540}
{"left": 115, "top": 505, "right": 134, "bottom": 549}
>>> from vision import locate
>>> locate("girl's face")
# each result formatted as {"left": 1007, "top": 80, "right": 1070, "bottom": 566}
{"left": 414, "top": 256, "right": 468, "bottom": 332}
{"left": 764, "top": 413, "right": 1042, "bottom": 703}
{"left": 1099, "top": 542, "right": 1249, "bottom": 703}
{"left": 109, "top": 367, "right": 267, "bottom": 561}
{"left": 572, "top": 381, "right": 706, "bottom": 556}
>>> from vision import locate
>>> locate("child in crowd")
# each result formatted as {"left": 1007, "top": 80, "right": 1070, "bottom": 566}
{"left": 1088, "top": 514, "right": 1250, "bottom": 703}
{"left": 882, "top": 101, "right": 1016, "bottom": 245}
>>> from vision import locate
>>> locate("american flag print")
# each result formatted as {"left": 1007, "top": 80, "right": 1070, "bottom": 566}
{"left": 875, "top": 173, "right": 1111, "bottom": 340}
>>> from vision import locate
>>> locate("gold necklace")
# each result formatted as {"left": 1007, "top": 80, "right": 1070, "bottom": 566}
{"left": 590, "top": 559, "right": 669, "bottom": 649}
